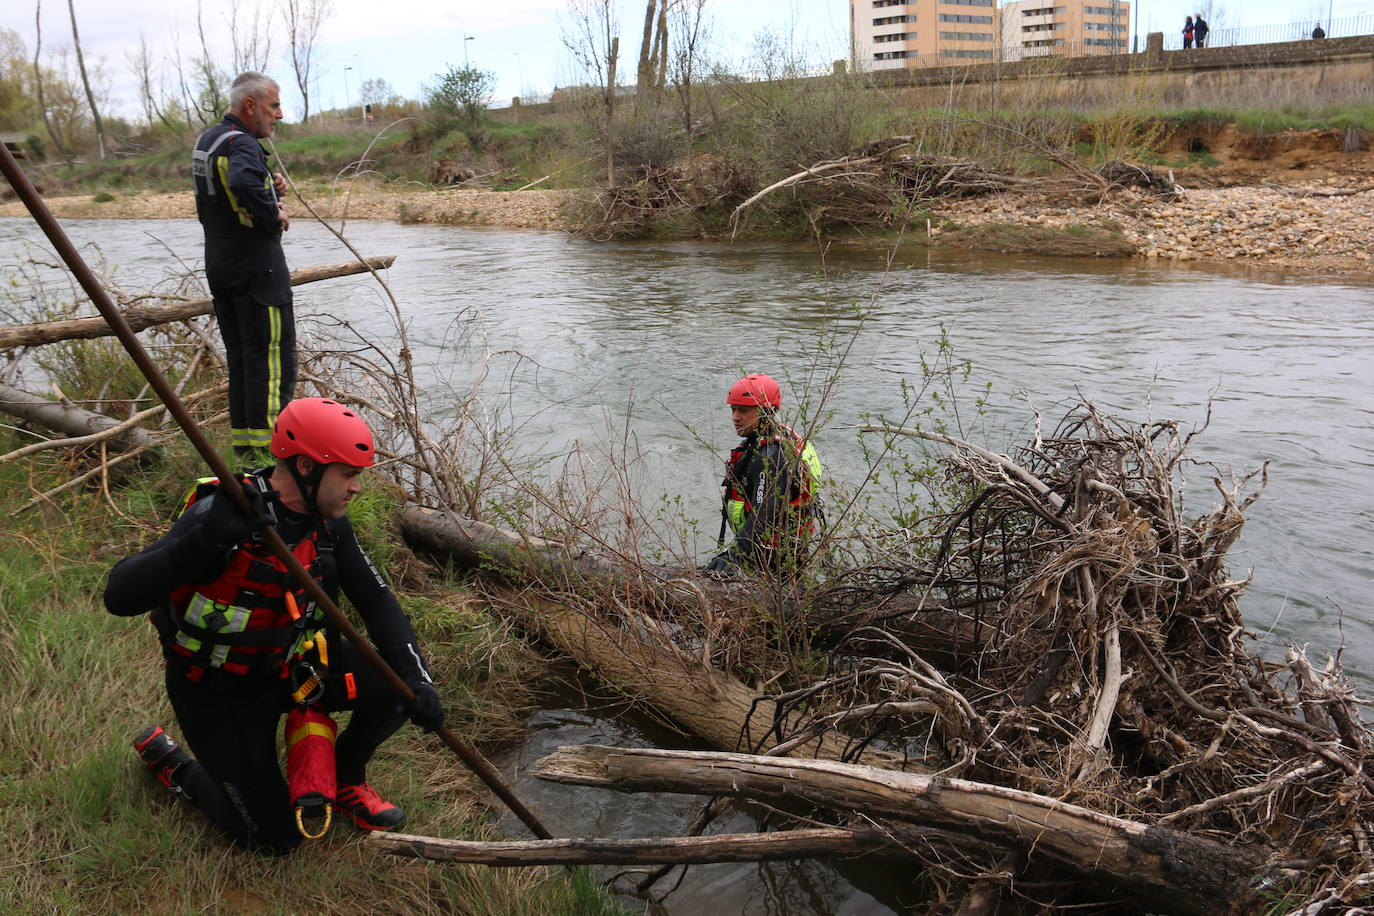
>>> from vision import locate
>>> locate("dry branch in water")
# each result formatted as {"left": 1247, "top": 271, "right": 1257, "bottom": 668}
{"left": 403, "top": 399, "right": 1371, "bottom": 914}
{"left": 0, "top": 257, "right": 395, "bottom": 350}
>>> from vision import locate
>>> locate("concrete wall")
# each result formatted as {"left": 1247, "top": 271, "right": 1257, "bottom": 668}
{"left": 872, "top": 34, "right": 1374, "bottom": 110}
{"left": 493, "top": 34, "right": 1374, "bottom": 124}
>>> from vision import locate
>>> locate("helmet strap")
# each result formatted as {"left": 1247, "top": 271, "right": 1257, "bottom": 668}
{"left": 286, "top": 456, "right": 329, "bottom": 515}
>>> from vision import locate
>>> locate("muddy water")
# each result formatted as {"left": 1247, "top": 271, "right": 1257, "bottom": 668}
{"left": 3, "top": 217, "right": 1372, "bottom": 910}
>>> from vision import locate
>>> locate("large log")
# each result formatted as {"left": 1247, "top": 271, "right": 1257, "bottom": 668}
{"left": 0, "top": 383, "right": 151, "bottom": 452}
{"left": 402, "top": 508, "right": 910, "bottom": 767}
{"left": 0, "top": 256, "right": 396, "bottom": 350}
{"left": 368, "top": 826, "right": 901, "bottom": 866}
{"left": 533, "top": 745, "right": 1275, "bottom": 916}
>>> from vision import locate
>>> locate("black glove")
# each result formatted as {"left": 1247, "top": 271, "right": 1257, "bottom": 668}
{"left": 407, "top": 683, "right": 445, "bottom": 732}
{"left": 700, "top": 555, "right": 735, "bottom": 578}
{"left": 197, "top": 484, "right": 276, "bottom": 548}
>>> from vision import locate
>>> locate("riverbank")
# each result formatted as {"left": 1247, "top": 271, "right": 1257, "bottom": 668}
{"left": 4, "top": 177, "right": 1372, "bottom": 275}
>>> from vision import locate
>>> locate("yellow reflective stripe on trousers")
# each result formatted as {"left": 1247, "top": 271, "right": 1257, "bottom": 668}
{"left": 266, "top": 304, "right": 283, "bottom": 428}
{"left": 216, "top": 156, "right": 253, "bottom": 228}
{"left": 175, "top": 592, "right": 253, "bottom": 668}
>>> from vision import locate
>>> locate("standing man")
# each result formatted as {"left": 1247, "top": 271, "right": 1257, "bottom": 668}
{"left": 105, "top": 398, "right": 445, "bottom": 855}
{"left": 703, "top": 373, "right": 822, "bottom": 576}
{"left": 1193, "top": 14, "right": 1210, "bottom": 48}
{"left": 194, "top": 71, "right": 294, "bottom": 464}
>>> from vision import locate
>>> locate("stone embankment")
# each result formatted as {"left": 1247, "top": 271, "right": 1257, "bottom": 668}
{"left": 4, "top": 180, "right": 1371, "bottom": 274}
{"left": 937, "top": 180, "right": 1374, "bottom": 274}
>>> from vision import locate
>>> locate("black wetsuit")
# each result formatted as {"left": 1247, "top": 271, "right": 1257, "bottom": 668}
{"left": 104, "top": 482, "right": 430, "bottom": 855}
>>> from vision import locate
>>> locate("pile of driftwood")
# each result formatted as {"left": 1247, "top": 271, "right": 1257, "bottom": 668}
{"left": 571, "top": 129, "right": 1179, "bottom": 239}
{"left": 394, "top": 403, "right": 1371, "bottom": 915}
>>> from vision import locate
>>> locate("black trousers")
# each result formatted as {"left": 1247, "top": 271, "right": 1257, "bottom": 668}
{"left": 207, "top": 262, "right": 296, "bottom": 458}
{"left": 163, "top": 640, "right": 406, "bottom": 855}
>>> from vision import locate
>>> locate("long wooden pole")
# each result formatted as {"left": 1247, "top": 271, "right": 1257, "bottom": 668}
{"left": 0, "top": 144, "right": 552, "bottom": 841}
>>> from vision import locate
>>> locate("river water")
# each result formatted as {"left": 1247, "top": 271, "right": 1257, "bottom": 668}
{"left": 3, "top": 217, "right": 1372, "bottom": 911}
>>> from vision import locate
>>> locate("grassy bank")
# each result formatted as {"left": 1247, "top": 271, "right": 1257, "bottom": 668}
{"left": 0, "top": 430, "right": 625, "bottom": 914}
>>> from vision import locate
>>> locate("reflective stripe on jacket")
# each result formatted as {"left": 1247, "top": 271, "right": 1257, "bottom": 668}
{"left": 166, "top": 475, "right": 331, "bottom": 678}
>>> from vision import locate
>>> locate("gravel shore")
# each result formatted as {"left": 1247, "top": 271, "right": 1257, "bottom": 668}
{"left": 938, "top": 181, "right": 1374, "bottom": 275}
{"left": 4, "top": 180, "right": 1371, "bottom": 276}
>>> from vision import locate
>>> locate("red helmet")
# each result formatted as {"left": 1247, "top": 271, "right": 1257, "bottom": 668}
{"left": 726, "top": 374, "right": 781, "bottom": 409}
{"left": 270, "top": 398, "right": 375, "bottom": 467}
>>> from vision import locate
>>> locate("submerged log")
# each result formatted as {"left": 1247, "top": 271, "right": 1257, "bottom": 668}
{"left": 369, "top": 826, "right": 900, "bottom": 866}
{"left": 0, "top": 256, "right": 396, "bottom": 350}
{"left": 0, "top": 383, "right": 151, "bottom": 452}
{"left": 534, "top": 745, "right": 1275, "bottom": 916}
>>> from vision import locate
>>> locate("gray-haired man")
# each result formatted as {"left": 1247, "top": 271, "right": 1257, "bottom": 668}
{"left": 193, "top": 71, "right": 294, "bottom": 462}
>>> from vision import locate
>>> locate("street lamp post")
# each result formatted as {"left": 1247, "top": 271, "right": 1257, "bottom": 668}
{"left": 342, "top": 66, "right": 352, "bottom": 122}
{"left": 463, "top": 35, "right": 474, "bottom": 68}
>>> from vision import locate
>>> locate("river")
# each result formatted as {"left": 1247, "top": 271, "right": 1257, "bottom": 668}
{"left": 3, "top": 216, "right": 1371, "bottom": 910}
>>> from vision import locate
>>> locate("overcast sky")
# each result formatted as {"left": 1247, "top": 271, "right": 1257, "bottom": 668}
{"left": 2, "top": 0, "right": 1368, "bottom": 122}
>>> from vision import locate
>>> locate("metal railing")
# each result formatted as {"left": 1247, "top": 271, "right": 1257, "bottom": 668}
{"left": 1159, "top": 13, "right": 1374, "bottom": 50}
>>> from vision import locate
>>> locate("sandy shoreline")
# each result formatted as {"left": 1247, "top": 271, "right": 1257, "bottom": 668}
{"left": 3, "top": 182, "right": 1371, "bottom": 276}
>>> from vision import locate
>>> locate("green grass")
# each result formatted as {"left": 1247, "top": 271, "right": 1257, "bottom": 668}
{"left": 0, "top": 432, "right": 627, "bottom": 915}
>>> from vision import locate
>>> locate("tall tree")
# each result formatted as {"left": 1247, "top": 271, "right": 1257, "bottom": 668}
{"left": 283, "top": 0, "right": 331, "bottom": 123}
{"left": 563, "top": 0, "right": 620, "bottom": 183}
{"left": 227, "top": 0, "right": 274, "bottom": 74}
{"left": 33, "top": 2, "right": 71, "bottom": 164}
{"left": 66, "top": 0, "right": 106, "bottom": 158}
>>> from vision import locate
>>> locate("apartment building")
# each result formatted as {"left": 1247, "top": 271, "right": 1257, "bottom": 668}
{"left": 1000, "top": 0, "right": 1130, "bottom": 60}
{"left": 850, "top": 0, "right": 1130, "bottom": 70}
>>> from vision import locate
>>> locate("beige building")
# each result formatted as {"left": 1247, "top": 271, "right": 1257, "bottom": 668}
{"left": 850, "top": 0, "right": 1130, "bottom": 70}
{"left": 1000, "top": 0, "right": 1130, "bottom": 61}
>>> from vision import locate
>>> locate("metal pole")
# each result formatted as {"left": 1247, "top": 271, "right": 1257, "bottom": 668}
{"left": 0, "top": 142, "right": 553, "bottom": 842}
{"left": 342, "top": 66, "right": 353, "bottom": 122}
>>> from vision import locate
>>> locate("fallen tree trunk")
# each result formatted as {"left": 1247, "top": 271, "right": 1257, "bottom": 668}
{"left": 369, "top": 826, "right": 901, "bottom": 866}
{"left": 481, "top": 585, "right": 911, "bottom": 770}
{"left": 533, "top": 745, "right": 1276, "bottom": 916}
{"left": 0, "top": 256, "right": 396, "bottom": 350}
{"left": 0, "top": 383, "right": 151, "bottom": 452}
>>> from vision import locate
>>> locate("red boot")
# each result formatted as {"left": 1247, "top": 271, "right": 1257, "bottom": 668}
{"left": 335, "top": 782, "right": 405, "bottom": 830}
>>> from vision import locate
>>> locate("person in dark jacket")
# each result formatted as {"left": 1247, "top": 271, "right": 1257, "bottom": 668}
{"left": 1312, "top": 23, "right": 1326, "bottom": 39}
{"left": 194, "top": 71, "right": 294, "bottom": 463}
{"left": 702, "top": 373, "right": 822, "bottom": 576}
{"left": 1193, "top": 14, "right": 1209, "bottom": 48}
{"left": 106, "top": 398, "right": 444, "bottom": 855}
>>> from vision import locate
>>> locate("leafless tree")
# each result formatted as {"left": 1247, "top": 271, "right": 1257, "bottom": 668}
{"left": 226, "top": 0, "right": 273, "bottom": 74}
{"left": 66, "top": 0, "right": 106, "bottom": 158}
{"left": 563, "top": 0, "right": 621, "bottom": 183}
{"left": 193, "top": 3, "right": 229, "bottom": 126}
{"left": 283, "top": 0, "right": 331, "bottom": 123}
{"left": 668, "top": 0, "right": 710, "bottom": 136}
{"left": 32, "top": 1, "right": 72, "bottom": 165}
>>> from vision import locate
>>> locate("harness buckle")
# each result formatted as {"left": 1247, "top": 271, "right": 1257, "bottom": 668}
{"left": 289, "top": 658, "right": 325, "bottom": 706}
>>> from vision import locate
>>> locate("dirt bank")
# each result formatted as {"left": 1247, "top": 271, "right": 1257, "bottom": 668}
{"left": 0, "top": 184, "right": 573, "bottom": 231}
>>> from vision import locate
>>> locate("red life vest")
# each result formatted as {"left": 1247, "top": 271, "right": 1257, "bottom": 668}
{"left": 723, "top": 424, "right": 821, "bottom": 536}
{"left": 166, "top": 475, "right": 331, "bottom": 681}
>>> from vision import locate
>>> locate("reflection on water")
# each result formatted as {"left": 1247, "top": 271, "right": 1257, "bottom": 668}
{"left": 2, "top": 217, "right": 1371, "bottom": 680}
